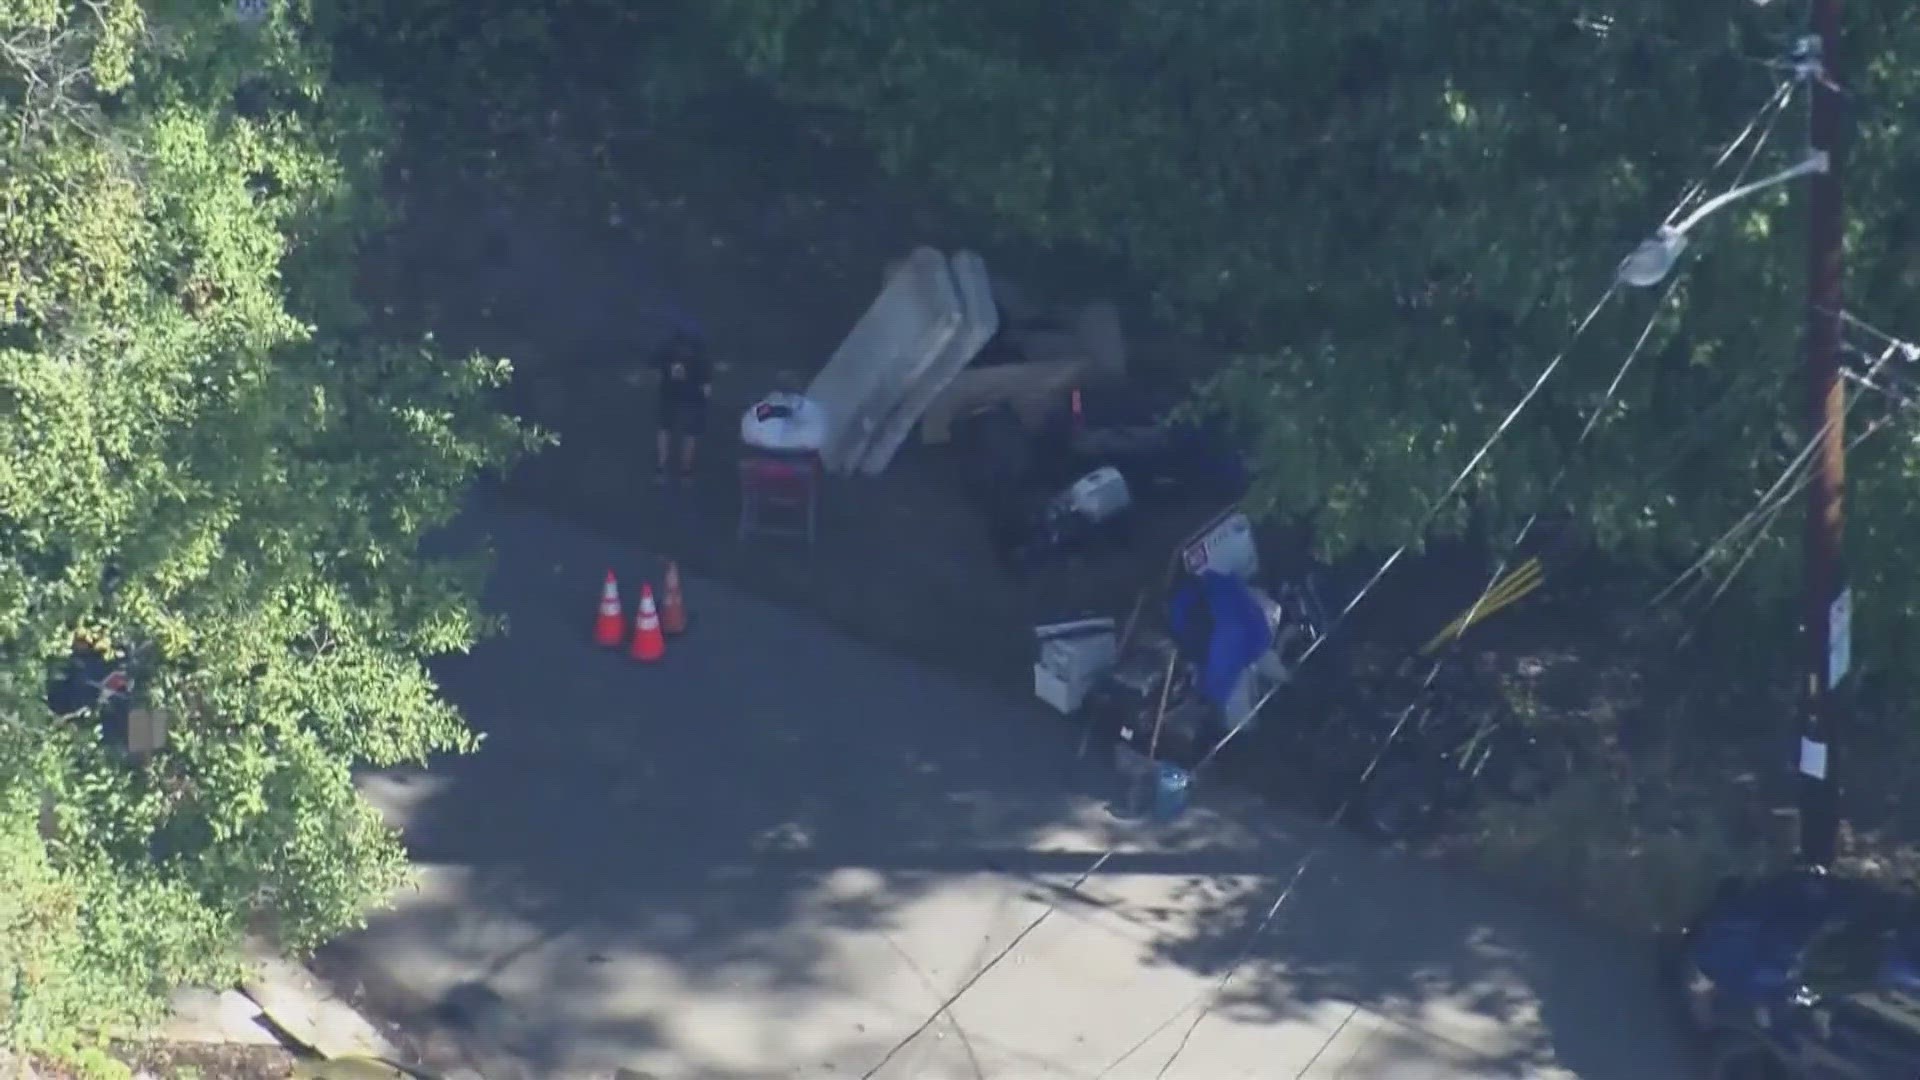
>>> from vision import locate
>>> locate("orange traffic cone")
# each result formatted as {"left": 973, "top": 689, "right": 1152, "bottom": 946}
{"left": 660, "top": 561, "right": 687, "bottom": 635}
{"left": 629, "top": 583, "right": 666, "bottom": 662}
{"left": 593, "top": 570, "right": 625, "bottom": 647}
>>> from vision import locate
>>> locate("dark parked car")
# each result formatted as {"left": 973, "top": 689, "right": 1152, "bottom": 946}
{"left": 1662, "top": 869, "right": 1920, "bottom": 1078}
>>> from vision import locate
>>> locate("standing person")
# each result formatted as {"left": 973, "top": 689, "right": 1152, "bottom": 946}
{"left": 654, "top": 333, "right": 712, "bottom": 485}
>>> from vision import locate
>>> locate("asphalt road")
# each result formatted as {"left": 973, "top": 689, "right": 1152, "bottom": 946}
{"left": 319, "top": 502, "right": 1692, "bottom": 1079}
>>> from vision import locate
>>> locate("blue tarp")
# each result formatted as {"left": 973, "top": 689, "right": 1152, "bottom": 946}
{"left": 1168, "top": 571, "right": 1273, "bottom": 711}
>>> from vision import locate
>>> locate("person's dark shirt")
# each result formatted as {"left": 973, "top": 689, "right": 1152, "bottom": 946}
{"left": 656, "top": 340, "right": 711, "bottom": 407}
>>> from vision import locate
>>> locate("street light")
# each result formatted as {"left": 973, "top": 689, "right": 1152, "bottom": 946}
{"left": 1617, "top": 151, "right": 1832, "bottom": 287}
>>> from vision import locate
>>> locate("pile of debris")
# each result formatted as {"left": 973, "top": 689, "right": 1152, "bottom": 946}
{"left": 745, "top": 244, "right": 1242, "bottom": 571}
{"left": 778, "top": 245, "right": 1126, "bottom": 478}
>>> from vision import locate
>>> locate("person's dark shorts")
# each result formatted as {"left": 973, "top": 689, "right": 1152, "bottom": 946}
{"left": 658, "top": 392, "right": 707, "bottom": 437}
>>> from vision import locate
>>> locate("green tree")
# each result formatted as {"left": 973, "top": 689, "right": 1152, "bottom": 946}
{"left": 319, "top": 0, "right": 727, "bottom": 187}
{"left": 0, "top": 0, "right": 532, "bottom": 1060}
{"left": 699, "top": 0, "right": 1920, "bottom": 678}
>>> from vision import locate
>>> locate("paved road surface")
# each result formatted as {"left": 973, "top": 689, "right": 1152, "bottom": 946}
{"left": 320, "top": 503, "right": 1692, "bottom": 1078}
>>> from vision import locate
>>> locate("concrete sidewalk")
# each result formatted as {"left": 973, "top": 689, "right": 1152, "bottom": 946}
{"left": 321, "top": 504, "right": 1689, "bottom": 1078}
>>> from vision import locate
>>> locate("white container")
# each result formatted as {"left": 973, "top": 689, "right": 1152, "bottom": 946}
{"left": 807, "top": 247, "right": 962, "bottom": 474}
{"left": 1251, "top": 584, "right": 1286, "bottom": 633}
{"left": 1033, "top": 617, "right": 1118, "bottom": 714}
{"left": 1035, "top": 619, "right": 1118, "bottom": 675}
{"left": 1063, "top": 466, "right": 1131, "bottom": 524}
{"left": 1222, "top": 651, "right": 1290, "bottom": 733}
{"left": 740, "top": 392, "right": 829, "bottom": 452}
{"left": 1034, "top": 662, "right": 1078, "bottom": 713}
{"left": 858, "top": 249, "right": 1000, "bottom": 475}
{"left": 1034, "top": 658, "right": 1108, "bottom": 714}
{"left": 1181, "top": 511, "right": 1258, "bottom": 580}
{"left": 1041, "top": 633, "right": 1117, "bottom": 680}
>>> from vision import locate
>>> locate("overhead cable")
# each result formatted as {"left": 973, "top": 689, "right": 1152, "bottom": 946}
{"left": 1116, "top": 271, "right": 1685, "bottom": 1080}
{"left": 855, "top": 62, "right": 1813, "bottom": 1080}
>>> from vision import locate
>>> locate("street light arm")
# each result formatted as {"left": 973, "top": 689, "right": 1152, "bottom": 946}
{"left": 1670, "top": 151, "right": 1831, "bottom": 236}
{"left": 1618, "top": 151, "right": 1832, "bottom": 288}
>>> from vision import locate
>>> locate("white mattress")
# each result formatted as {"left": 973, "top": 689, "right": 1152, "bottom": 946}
{"left": 856, "top": 249, "right": 1000, "bottom": 475}
{"left": 806, "top": 247, "right": 962, "bottom": 474}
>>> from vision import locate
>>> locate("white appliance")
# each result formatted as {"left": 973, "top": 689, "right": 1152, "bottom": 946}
{"left": 1032, "top": 617, "right": 1119, "bottom": 714}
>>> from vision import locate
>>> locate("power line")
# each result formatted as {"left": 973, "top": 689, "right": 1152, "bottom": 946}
{"left": 1292, "top": 1003, "right": 1360, "bottom": 1079}
{"left": 1834, "top": 307, "right": 1920, "bottom": 359}
{"left": 1527, "top": 73, "right": 1800, "bottom": 612}
{"left": 1148, "top": 227, "right": 1903, "bottom": 1080}
{"left": 1677, "top": 375, "right": 1911, "bottom": 640}
{"left": 1184, "top": 75, "right": 1807, "bottom": 778}
{"left": 1108, "top": 66, "right": 1817, "bottom": 1075}
{"left": 1587, "top": 80, "right": 1801, "bottom": 513}
{"left": 1118, "top": 274, "right": 1684, "bottom": 1080}
{"left": 1683, "top": 392, "right": 1881, "bottom": 624}
{"left": 857, "top": 270, "right": 1612, "bottom": 1075}
{"left": 1139, "top": 25, "right": 1834, "bottom": 1079}
{"left": 1661, "top": 329, "right": 1919, "bottom": 648}
{"left": 854, "top": 61, "right": 1806, "bottom": 1080}
{"left": 1146, "top": 332, "right": 1920, "bottom": 1080}
{"left": 1651, "top": 338, "right": 1903, "bottom": 612}
{"left": 1669, "top": 77, "right": 1798, "bottom": 230}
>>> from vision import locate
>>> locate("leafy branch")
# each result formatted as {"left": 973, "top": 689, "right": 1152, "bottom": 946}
{"left": 0, "top": 0, "right": 141, "bottom": 143}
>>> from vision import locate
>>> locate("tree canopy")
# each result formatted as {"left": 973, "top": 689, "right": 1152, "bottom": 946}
{"left": 337, "top": 0, "right": 1920, "bottom": 680}
{"left": 695, "top": 0, "right": 1920, "bottom": 673}
{"left": 0, "top": 0, "right": 529, "bottom": 1060}
{"left": 4, "top": 0, "right": 1920, "bottom": 1065}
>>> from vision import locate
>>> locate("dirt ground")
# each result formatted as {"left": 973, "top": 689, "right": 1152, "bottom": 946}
{"left": 354, "top": 70, "right": 1859, "bottom": 945}
{"left": 356, "top": 76, "right": 1757, "bottom": 807}
{"left": 20, "top": 40, "right": 1886, "bottom": 1080}
{"left": 31, "top": 70, "right": 1558, "bottom": 1080}
{"left": 363, "top": 93, "right": 1284, "bottom": 691}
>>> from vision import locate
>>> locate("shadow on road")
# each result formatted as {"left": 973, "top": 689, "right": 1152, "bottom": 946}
{"left": 311, "top": 500, "right": 1685, "bottom": 1078}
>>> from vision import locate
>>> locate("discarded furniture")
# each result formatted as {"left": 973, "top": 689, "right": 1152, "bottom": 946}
{"left": 857, "top": 249, "right": 998, "bottom": 475}
{"left": 737, "top": 453, "right": 820, "bottom": 551}
{"left": 920, "top": 299, "right": 1127, "bottom": 445}
{"left": 1033, "top": 617, "right": 1120, "bottom": 714}
{"left": 807, "top": 247, "right": 998, "bottom": 475}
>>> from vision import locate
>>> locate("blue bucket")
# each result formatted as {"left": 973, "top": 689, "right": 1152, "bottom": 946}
{"left": 1154, "top": 763, "right": 1191, "bottom": 821}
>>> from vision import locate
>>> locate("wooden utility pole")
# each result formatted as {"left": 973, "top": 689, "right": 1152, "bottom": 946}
{"left": 1799, "top": 0, "right": 1847, "bottom": 869}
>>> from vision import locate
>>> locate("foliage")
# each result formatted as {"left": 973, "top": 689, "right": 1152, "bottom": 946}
{"left": 0, "top": 0, "right": 532, "bottom": 1060}
{"left": 696, "top": 0, "right": 1920, "bottom": 683}
{"left": 318, "top": 0, "right": 728, "bottom": 178}
{"left": 1473, "top": 764, "right": 1773, "bottom": 936}
{"left": 294, "top": 0, "right": 1920, "bottom": 701}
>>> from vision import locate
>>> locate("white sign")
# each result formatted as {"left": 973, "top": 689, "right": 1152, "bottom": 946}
{"left": 1828, "top": 589, "right": 1852, "bottom": 688}
{"left": 1799, "top": 736, "right": 1829, "bottom": 780}
{"left": 1180, "top": 512, "right": 1258, "bottom": 579}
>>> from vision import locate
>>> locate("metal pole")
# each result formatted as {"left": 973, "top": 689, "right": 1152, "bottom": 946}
{"left": 1799, "top": 0, "right": 1847, "bottom": 869}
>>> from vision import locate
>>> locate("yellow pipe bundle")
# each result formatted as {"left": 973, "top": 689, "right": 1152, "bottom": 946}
{"left": 1419, "top": 557, "right": 1544, "bottom": 656}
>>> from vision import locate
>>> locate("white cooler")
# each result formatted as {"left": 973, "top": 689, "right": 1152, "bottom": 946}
{"left": 740, "top": 392, "right": 828, "bottom": 452}
{"left": 1062, "top": 466, "right": 1131, "bottom": 524}
{"left": 1180, "top": 511, "right": 1258, "bottom": 580}
{"left": 1033, "top": 618, "right": 1119, "bottom": 714}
